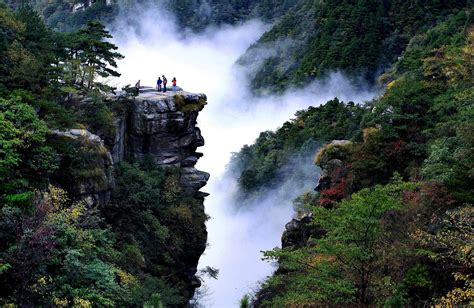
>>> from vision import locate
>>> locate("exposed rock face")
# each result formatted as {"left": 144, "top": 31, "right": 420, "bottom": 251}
{"left": 54, "top": 89, "right": 209, "bottom": 303}
{"left": 119, "top": 88, "right": 210, "bottom": 197}
{"left": 59, "top": 89, "right": 210, "bottom": 203}
{"left": 281, "top": 216, "right": 322, "bottom": 249}
{"left": 111, "top": 117, "right": 127, "bottom": 164}
{"left": 51, "top": 129, "right": 115, "bottom": 207}
{"left": 122, "top": 89, "right": 209, "bottom": 301}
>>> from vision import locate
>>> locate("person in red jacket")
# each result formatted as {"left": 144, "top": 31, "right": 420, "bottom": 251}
{"left": 172, "top": 77, "right": 177, "bottom": 92}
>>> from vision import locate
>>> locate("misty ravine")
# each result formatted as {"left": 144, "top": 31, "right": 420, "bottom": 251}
{"left": 1, "top": 1, "right": 471, "bottom": 307}
{"left": 110, "top": 6, "right": 375, "bottom": 307}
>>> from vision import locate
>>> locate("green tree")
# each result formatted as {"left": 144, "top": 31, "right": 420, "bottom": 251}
{"left": 63, "top": 21, "right": 123, "bottom": 92}
{"left": 0, "top": 96, "right": 57, "bottom": 206}
{"left": 262, "top": 181, "right": 420, "bottom": 306}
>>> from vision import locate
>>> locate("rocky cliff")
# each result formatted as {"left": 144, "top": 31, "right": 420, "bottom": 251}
{"left": 55, "top": 88, "right": 209, "bottom": 203}
{"left": 116, "top": 87, "right": 209, "bottom": 197}
{"left": 51, "top": 87, "right": 209, "bottom": 303}
{"left": 281, "top": 140, "right": 353, "bottom": 249}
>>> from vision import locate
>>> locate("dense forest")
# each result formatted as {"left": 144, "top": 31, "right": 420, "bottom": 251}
{"left": 4, "top": 0, "right": 299, "bottom": 32}
{"left": 239, "top": 0, "right": 470, "bottom": 92}
{"left": 0, "top": 3, "right": 208, "bottom": 306}
{"left": 232, "top": 7, "right": 473, "bottom": 306}
{"left": 1, "top": 0, "right": 473, "bottom": 306}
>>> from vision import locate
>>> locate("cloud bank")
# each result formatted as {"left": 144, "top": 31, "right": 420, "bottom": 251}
{"left": 110, "top": 2, "right": 376, "bottom": 306}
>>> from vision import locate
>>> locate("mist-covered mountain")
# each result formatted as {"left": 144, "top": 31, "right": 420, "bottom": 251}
{"left": 0, "top": 0, "right": 472, "bottom": 307}
{"left": 4, "top": 0, "right": 298, "bottom": 32}
{"left": 239, "top": 0, "right": 469, "bottom": 92}
{"left": 232, "top": 7, "right": 473, "bottom": 306}
{"left": 8, "top": 0, "right": 468, "bottom": 93}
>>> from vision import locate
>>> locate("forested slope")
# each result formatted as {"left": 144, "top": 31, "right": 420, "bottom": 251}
{"left": 239, "top": 0, "right": 470, "bottom": 92}
{"left": 0, "top": 4, "right": 208, "bottom": 306}
{"left": 233, "top": 8, "right": 473, "bottom": 306}
{"left": 4, "top": 0, "right": 300, "bottom": 32}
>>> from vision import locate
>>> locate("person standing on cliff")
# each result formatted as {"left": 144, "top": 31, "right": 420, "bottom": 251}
{"left": 134, "top": 80, "right": 141, "bottom": 95}
{"left": 162, "top": 75, "right": 168, "bottom": 93}
{"left": 172, "top": 77, "right": 177, "bottom": 92}
{"left": 157, "top": 77, "right": 162, "bottom": 92}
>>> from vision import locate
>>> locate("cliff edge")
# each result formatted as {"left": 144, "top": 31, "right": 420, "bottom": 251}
{"left": 51, "top": 87, "right": 209, "bottom": 303}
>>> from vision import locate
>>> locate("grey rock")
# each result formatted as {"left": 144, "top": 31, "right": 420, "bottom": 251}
{"left": 53, "top": 129, "right": 115, "bottom": 206}
{"left": 179, "top": 167, "right": 210, "bottom": 196}
{"left": 52, "top": 129, "right": 103, "bottom": 144}
{"left": 330, "top": 140, "right": 352, "bottom": 147}
{"left": 111, "top": 116, "right": 127, "bottom": 164}
{"left": 182, "top": 156, "right": 198, "bottom": 167}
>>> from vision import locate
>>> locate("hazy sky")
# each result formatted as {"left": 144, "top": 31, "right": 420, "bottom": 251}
{"left": 111, "top": 2, "right": 375, "bottom": 306}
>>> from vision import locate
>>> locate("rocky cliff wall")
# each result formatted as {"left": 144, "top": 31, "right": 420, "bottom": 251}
{"left": 52, "top": 88, "right": 209, "bottom": 303}
{"left": 125, "top": 88, "right": 209, "bottom": 198}
{"left": 281, "top": 140, "right": 353, "bottom": 249}
{"left": 58, "top": 88, "right": 210, "bottom": 205}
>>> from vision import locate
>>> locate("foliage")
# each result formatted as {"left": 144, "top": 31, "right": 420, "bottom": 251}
{"left": 0, "top": 186, "right": 136, "bottom": 306}
{"left": 0, "top": 4, "right": 199, "bottom": 306}
{"left": 414, "top": 205, "right": 474, "bottom": 306}
{"left": 240, "top": 0, "right": 469, "bottom": 92}
{"left": 104, "top": 160, "right": 208, "bottom": 306}
{"left": 250, "top": 7, "right": 473, "bottom": 307}
{"left": 239, "top": 294, "right": 251, "bottom": 308}
{"left": 231, "top": 98, "right": 364, "bottom": 194}
{"left": 60, "top": 20, "right": 124, "bottom": 92}
{"left": 0, "top": 96, "right": 58, "bottom": 207}
{"left": 258, "top": 180, "right": 471, "bottom": 306}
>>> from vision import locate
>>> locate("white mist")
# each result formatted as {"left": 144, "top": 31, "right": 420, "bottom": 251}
{"left": 111, "top": 4, "right": 375, "bottom": 306}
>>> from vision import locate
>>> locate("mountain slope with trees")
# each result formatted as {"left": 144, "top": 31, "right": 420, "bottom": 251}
{"left": 233, "top": 7, "right": 473, "bottom": 306}
{"left": 0, "top": 4, "right": 208, "bottom": 306}
{"left": 4, "top": 0, "right": 301, "bottom": 32}
{"left": 239, "top": 0, "right": 470, "bottom": 92}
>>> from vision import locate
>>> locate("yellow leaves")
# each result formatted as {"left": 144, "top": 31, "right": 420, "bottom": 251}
{"left": 44, "top": 185, "right": 70, "bottom": 211}
{"left": 37, "top": 276, "right": 49, "bottom": 286}
{"left": 422, "top": 26, "right": 473, "bottom": 88}
{"left": 53, "top": 298, "right": 69, "bottom": 307}
{"left": 436, "top": 283, "right": 474, "bottom": 306}
{"left": 116, "top": 270, "right": 138, "bottom": 286}
{"left": 163, "top": 174, "right": 181, "bottom": 203}
{"left": 308, "top": 253, "right": 336, "bottom": 267}
{"left": 386, "top": 80, "right": 397, "bottom": 90}
{"left": 363, "top": 127, "right": 381, "bottom": 143}
{"left": 72, "top": 298, "right": 92, "bottom": 308}
{"left": 69, "top": 205, "right": 86, "bottom": 221}
{"left": 314, "top": 141, "right": 352, "bottom": 165}
{"left": 314, "top": 143, "right": 335, "bottom": 165}
{"left": 32, "top": 276, "right": 52, "bottom": 293}
{"left": 172, "top": 205, "right": 193, "bottom": 223}
{"left": 0, "top": 9, "right": 25, "bottom": 34}
{"left": 296, "top": 118, "right": 305, "bottom": 129}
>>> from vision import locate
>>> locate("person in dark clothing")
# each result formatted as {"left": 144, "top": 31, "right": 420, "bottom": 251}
{"left": 134, "top": 80, "right": 141, "bottom": 95}
{"left": 172, "top": 77, "right": 177, "bottom": 92}
{"left": 162, "top": 75, "right": 168, "bottom": 92}
{"left": 157, "top": 77, "right": 162, "bottom": 92}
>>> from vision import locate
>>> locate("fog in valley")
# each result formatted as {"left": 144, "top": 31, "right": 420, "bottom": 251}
{"left": 110, "top": 2, "right": 375, "bottom": 306}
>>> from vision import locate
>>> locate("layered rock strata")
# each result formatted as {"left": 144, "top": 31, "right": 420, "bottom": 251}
{"left": 53, "top": 88, "right": 209, "bottom": 303}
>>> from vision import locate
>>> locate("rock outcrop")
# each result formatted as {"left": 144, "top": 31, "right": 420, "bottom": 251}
{"left": 51, "top": 129, "right": 115, "bottom": 207}
{"left": 125, "top": 88, "right": 209, "bottom": 197}
{"left": 56, "top": 88, "right": 210, "bottom": 204}
{"left": 280, "top": 140, "right": 353, "bottom": 249}
{"left": 52, "top": 88, "right": 210, "bottom": 303}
